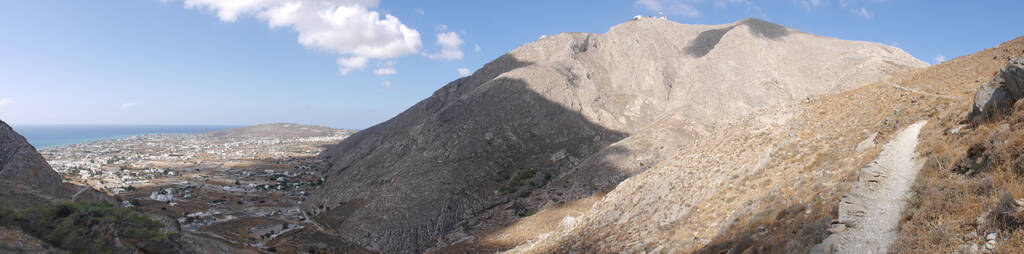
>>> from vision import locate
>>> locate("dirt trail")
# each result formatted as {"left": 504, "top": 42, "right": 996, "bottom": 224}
{"left": 70, "top": 187, "right": 88, "bottom": 201}
{"left": 812, "top": 121, "right": 928, "bottom": 254}
{"left": 884, "top": 82, "right": 962, "bottom": 100}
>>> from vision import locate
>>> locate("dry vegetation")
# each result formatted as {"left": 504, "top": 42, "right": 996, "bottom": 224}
{"left": 506, "top": 36, "right": 1024, "bottom": 253}
{"left": 887, "top": 38, "right": 1024, "bottom": 253}
{"left": 893, "top": 90, "right": 1024, "bottom": 252}
{"left": 688, "top": 77, "right": 943, "bottom": 253}
{"left": 517, "top": 73, "right": 946, "bottom": 252}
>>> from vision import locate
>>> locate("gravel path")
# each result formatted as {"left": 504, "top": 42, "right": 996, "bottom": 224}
{"left": 812, "top": 121, "right": 928, "bottom": 254}
{"left": 884, "top": 82, "right": 962, "bottom": 100}
{"left": 70, "top": 187, "right": 88, "bottom": 201}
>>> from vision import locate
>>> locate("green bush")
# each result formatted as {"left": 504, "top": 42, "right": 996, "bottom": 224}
{"left": 498, "top": 169, "right": 539, "bottom": 196}
{"left": 0, "top": 201, "right": 175, "bottom": 254}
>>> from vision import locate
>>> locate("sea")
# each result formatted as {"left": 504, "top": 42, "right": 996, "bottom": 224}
{"left": 11, "top": 125, "right": 238, "bottom": 149}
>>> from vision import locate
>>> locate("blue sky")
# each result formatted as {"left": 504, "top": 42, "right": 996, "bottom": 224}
{"left": 0, "top": 0, "right": 1021, "bottom": 129}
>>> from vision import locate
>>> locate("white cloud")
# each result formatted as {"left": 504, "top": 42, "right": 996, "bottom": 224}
{"left": 337, "top": 56, "right": 368, "bottom": 75}
{"left": 837, "top": 0, "right": 886, "bottom": 19}
{"left": 934, "top": 54, "right": 946, "bottom": 64}
{"left": 838, "top": 0, "right": 886, "bottom": 8}
{"left": 793, "top": 0, "right": 823, "bottom": 11}
{"left": 0, "top": 98, "right": 12, "bottom": 109}
{"left": 424, "top": 25, "right": 464, "bottom": 61}
{"left": 850, "top": 7, "right": 873, "bottom": 19}
{"left": 456, "top": 68, "right": 471, "bottom": 76}
{"left": 180, "top": 0, "right": 421, "bottom": 75}
{"left": 636, "top": 0, "right": 763, "bottom": 18}
{"left": 715, "top": 0, "right": 766, "bottom": 18}
{"left": 635, "top": 0, "right": 700, "bottom": 18}
{"left": 714, "top": 1, "right": 727, "bottom": 9}
{"left": 414, "top": 8, "right": 424, "bottom": 15}
{"left": 381, "top": 80, "right": 392, "bottom": 88}
{"left": 373, "top": 61, "right": 397, "bottom": 75}
{"left": 374, "top": 68, "right": 396, "bottom": 75}
{"left": 121, "top": 102, "right": 137, "bottom": 108}
{"left": 473, "top": 44, "right": 481, "bottom": 52}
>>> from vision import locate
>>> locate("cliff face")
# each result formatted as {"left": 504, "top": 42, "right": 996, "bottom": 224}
{"left": 306, "top": 18, "right": 928, "bottom": 252}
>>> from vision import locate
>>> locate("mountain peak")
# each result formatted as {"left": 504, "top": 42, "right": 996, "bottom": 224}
{"left": 305, "top": 18, "right": 928, "bottom": 253}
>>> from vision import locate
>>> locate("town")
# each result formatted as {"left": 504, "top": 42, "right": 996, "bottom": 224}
{"left": 39, "top": 123, "right": 354, "bottom": 251}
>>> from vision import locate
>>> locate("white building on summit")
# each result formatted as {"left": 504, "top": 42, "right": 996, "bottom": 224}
{"left": 632, "top": 11, "right": 668, "bottom": 21}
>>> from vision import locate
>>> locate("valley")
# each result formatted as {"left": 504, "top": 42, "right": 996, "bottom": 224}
{"left": 1, "top": 6, "right": 1022, "bottom": 252}
{"left": 38, "top": 123, "right": 354, "bottom": 252}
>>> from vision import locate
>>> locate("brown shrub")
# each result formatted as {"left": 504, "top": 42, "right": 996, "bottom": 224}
{"left": 952, "top": 143, "right": 991, "bottom": 176}
{"left": 992, "top": 192, "right": 1024, "bottom": 231}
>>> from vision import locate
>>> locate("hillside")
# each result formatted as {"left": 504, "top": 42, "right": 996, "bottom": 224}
{"left": 0, "top": 121, "right": 108, "bottom": 207}
{"left": 891, "top": 41, "right": 1024, "bottom": 253}
{"left": 0, "top": 120, "right": 154, "bottom": 252}
{"left": 508, "top": 37, "right": 1024, "bottom": 253}
{"left": 304, "top": 17, "right": 927, "bottom": 253}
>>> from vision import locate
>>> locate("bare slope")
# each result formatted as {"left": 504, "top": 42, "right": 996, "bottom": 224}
{"left": 512, "top": 37, "right": 1024, "bottom": 253}
{"left": 305, "top": 18, "right": 927, "bottom": 252}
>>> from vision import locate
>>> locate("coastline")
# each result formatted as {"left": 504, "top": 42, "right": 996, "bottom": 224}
{"left": 11, "top": 124, "right": 238, "bottom": 149}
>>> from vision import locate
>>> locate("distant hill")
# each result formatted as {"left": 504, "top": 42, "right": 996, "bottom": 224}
{"left": 203, "top": 123, "right": 353, "bottom": 138}
{"left": 304, "top": 17, "right": 927, "bottom": 253}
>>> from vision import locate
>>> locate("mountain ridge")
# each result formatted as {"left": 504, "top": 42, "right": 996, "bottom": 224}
{"left": 508, "top": 36, "right": 1024, "bottom": 254}
{"left": 305, "top": 17, "right": 927, "bottom": 253}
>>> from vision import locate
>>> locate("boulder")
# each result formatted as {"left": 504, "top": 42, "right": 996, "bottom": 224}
{"left": 970, "top": 81, "right": 1013, "bottom": 120}
{"left": 970, "top": 55, "right": 1024, "bottom": 121}
{"left": 1002, "top": 56, "right": 1024, "bottom": 98}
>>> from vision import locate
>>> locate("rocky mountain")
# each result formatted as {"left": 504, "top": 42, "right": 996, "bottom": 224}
{"left": 304, "top": 18, "right": 928, "bottom": 253}
{"left": 0, "top": 120, "right": 124, "bottom": 251}
{"left": 509, "top": 37, "right": 1024, "bottom": 253}
{"left": 0, "top": 120, "right": 110, "bottom": 207}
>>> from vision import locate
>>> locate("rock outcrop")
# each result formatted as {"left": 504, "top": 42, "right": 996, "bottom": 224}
{"left": 0, "top": 120, "right": 114, "bottom": 207}
{"left": 306, "top": 18, "right": 928, "bottom": 253}
{"left": 0, "top": 120, "right": 120, "bottom": 251}
{"left": 0, "top": 120, "right": 81, "bottom": 207}
{"left": 970, "top": 55, "right": 1024, "bottom": 121}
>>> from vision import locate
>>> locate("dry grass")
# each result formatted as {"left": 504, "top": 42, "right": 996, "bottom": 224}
{"left": 892, "top": 102, "right": 1024, "bottom": 253}
{"left": 696, "top": 37, "right": 1024, "bottom": 253}
{"left": 491, "top": 36, "right": 1024, "bottom": 253}
{"left": 889, "top": 38, "right": 1024, "bottom": 253}
{"left": 477, "top": 193, "right": 605, "bottom": 249}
